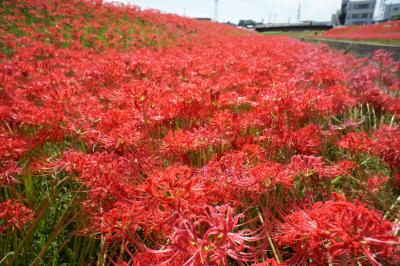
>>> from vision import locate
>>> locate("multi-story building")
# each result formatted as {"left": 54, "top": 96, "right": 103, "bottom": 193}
{"left": 331, "top": 11, "right": 340, "bottom": 26}
{"left": 339, "top": 0, "right": 350, "bottom": 25}
{"left": 345, "top": 0, "right": 376, "bottom": 25}
{"left": 332, "top": 0, "right": 400, "bottom": 26}
{"left": 382, "top": 3, "right": 400, "bottom": 20}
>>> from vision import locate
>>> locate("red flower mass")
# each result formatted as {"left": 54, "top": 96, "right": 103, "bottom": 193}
{"left": 323, "top": 20, "right": 400, "bottom": 41}
{"left": 0, "top": 0, "right": 399, "bottom": 264}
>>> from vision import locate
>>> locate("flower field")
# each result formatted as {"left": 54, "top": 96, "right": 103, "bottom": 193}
{"left": 1, "top": 0, "right": 400, "bottom": 265}
{"left": 323, "top": 20, "right": 400, "bottom": 42}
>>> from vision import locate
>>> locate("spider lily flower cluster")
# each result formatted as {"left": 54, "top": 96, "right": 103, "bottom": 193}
{"left": 0, "top": 0, "right": 399, "bottom": 264}
{"left": 323, "top": 20, "right": 400, "bottom": 41}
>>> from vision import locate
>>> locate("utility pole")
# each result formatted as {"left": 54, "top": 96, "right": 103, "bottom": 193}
{"left": 297, "top": 2, "right": 301, "bottom": 22}
{"left": 214, "top": 0, "right": 219, "bottom": 21}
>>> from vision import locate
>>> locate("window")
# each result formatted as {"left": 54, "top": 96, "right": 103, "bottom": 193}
{"left": 361, "top": 13, "right": 369, "bottom": 18}
{"left": 356, "top": 4, "right": 370, "bottom": 9}
{"left": 352, "top": 14, "right": 361, "bottom": 19}
{"left": 394, "top": 7, "right": 399, "bottom": 11}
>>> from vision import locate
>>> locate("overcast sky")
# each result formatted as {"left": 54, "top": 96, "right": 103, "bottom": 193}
{"left": 108, "top": 0, "right": 400, "bottom": 23}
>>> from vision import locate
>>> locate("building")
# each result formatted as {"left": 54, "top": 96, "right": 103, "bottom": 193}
{"left": 332, "top": 0, "right": 377, "bottom": 26}
{"left": 339, "top": 0, "right": 350, "bottom": 25}
{"left": 332, "top": 0, "right": 400, "bottom": 26}
{"left": 382, "top": 3, "right": 400, "bottom": 20}
{"left": 345, "top": 0, "right": 376, "bottom": 25}
{"left": 331, "top": 10, "right": 341, "bottom": 26}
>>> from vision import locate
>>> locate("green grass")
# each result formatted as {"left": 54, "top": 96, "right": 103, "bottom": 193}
{"left": 261, "top": 30, "right": 326, "bottom": 39}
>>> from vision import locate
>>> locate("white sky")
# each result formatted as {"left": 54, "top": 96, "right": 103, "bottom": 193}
{"left": 108, "top": 0, "right": 400, "bottom": 23}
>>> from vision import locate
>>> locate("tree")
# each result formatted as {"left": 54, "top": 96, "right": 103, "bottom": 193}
{"left": 238, "top": 19, "right": 257, "bottom": 27}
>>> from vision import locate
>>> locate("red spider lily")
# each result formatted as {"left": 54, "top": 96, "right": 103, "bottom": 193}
{"left": 286, "top": 155, "right": 326, "bottom": 177}
{"left": 386, "top": 98, "right": 400, "bottom": 117}
{"left": 284, "top": 155, "right": 348, "bottom": 180}
{"left": 52, "top": 150, "right": 151, "bottom": 213}
{"left": 371, "top": 50, "right": 400, "bottom": 91}
{"left": 0, "top": 160, "right": 21, "bottom": 186}
{"left": 200, "top": 150, "right": 292, "bottom": 205}
{"left": 330, "top": 119, "right": 365, "bottom": 131}
{"left": 252, "top": 259, "right": 285, "bottom": 266}
{"left": 250, "top": 161, "right": 292, "bottom": 189}
{"left": 371, "top": 125, "right": 400, "bottom": 169}
{"left": 367, "top": 174, "right": 389, "bottom": 194}
{"left": 0, "top": 199, "right": 33, "bottom": 233}
{"left": 337, "top": 131, "right": 373, "bottom": 153}
{"left": 274, "top": 198, "right": 400, "bottom": 265}
{"left": 0, "top": 133, "right": 33, "bottom": 160}
{"left": 323, "top": 20, "right": 400, "bottom": 41}
{"left": 2, "top": 0, "right": 400, "bottom": 264}
{"left": 291, "top": 124, "right": 322, "bottom": 155}
{"left": 162, "top": 128, "right": 227, "bottom": 163}
{"left": 141, "top": 205, "right": 265, "bottom": 265}
{"left": 141, "top": 164, "right": 210, "bottom": 215}
{"left": 257, "top": 124, "right": 324, "bottom": 157}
